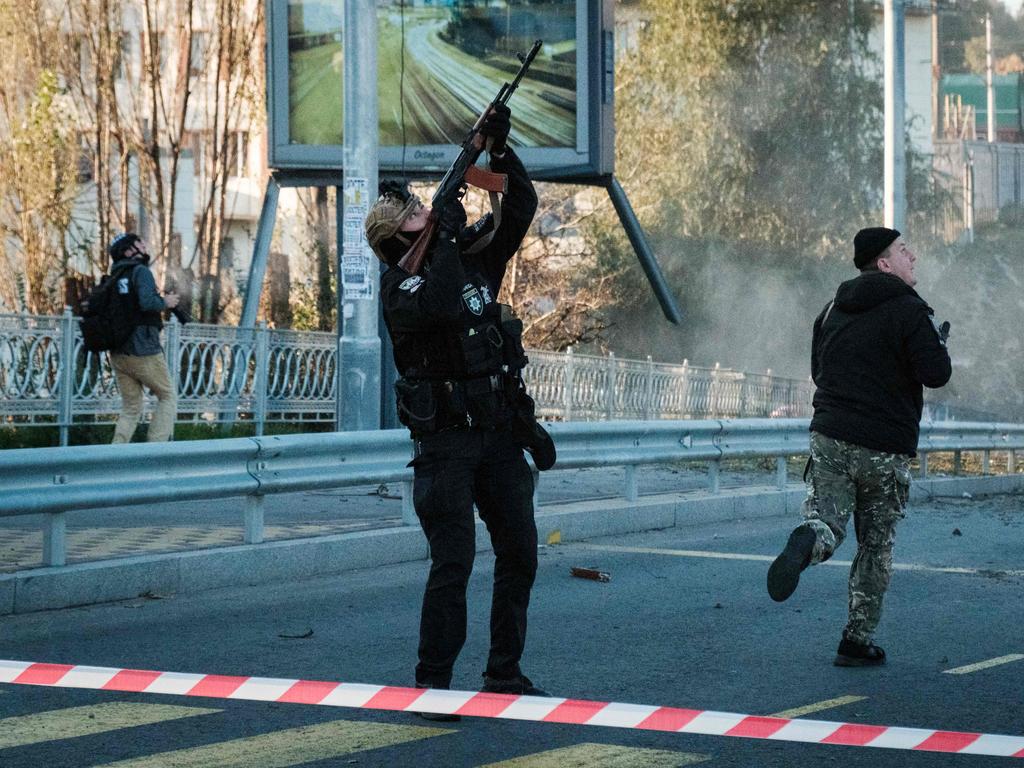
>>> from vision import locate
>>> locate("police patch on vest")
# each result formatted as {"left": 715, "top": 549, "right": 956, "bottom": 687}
{"left": 462, "top": 284, "right": 484, "bottom": 315}
{"left": 399, "top": 276, "right": 424, "bottom": 293}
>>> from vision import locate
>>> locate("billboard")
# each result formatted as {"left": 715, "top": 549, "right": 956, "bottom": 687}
{"left": 267, "top": 0, "right": 614, "bottom": 181}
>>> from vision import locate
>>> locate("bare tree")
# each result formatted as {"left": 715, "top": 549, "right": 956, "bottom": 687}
{"left": 0, "top": 0, "right": 79, "bottom": 313}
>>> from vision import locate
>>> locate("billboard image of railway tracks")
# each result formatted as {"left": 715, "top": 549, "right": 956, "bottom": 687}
{"left": 287, "top": 0, "right": 577, "bottom": 149}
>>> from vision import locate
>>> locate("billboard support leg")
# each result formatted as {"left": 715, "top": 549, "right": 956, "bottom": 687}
{"left": 223, "top": 176, "right": 280, "bottom": 435}
{"left": 240, "top": 176, "right": 281, "bottom": 329}
{"left": 604, "top": 176, "right": 683, "bottom": 325}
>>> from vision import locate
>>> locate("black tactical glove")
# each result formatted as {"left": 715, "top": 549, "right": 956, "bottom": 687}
{"left": 480, "top": 104, "right": 511, "bottom": 155}
{"left": 939, "top": 320, "right": 950, "bottom": 343}
{"left": 437, "top": 200, "right": 467, "bottom": 242}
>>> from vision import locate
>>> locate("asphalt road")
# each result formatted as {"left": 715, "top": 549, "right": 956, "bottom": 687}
{"left": 0, "top": 493, "right": 1021, "bottom": 767}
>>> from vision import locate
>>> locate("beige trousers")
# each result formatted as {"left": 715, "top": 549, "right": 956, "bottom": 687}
{"left": 110, "top": 353, "right": 177, "bottom": 443}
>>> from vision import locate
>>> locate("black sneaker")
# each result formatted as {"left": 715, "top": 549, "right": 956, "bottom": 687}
{"left": 481, "top": 674, "right": 551, "bottom": 697}
{"left": 414, "top": 683, "right": 462, "bottom": 722}
{"left": 767, "top": 525, "right": 817, "bottom": 602}
{"left": 834, "top": 636, "right": 886, "bottom": 667}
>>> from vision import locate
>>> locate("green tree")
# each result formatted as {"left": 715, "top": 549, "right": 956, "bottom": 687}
{"left": 571, "top": 0, "right": 941, "bottom": 373}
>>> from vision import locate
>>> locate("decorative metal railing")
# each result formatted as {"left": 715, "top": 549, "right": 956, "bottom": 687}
{"left": 0, "top": 310, "right": 813, "bottom": 444}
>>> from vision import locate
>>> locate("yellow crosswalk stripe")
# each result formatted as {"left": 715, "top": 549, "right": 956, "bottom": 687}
{"left": 479, "top": 743, "right": 710, "bottom": 767}
{"left": 771, "top": 694, "right": 866, "bottom": 719}
{"left": 0, "top": 702, "right": 220, "bottom": 749}
{"left": 95, "top": 719, "right": 453, "bottom": 768}
{"left": 943, "top": 654, "right": 1024, "bottom": 675}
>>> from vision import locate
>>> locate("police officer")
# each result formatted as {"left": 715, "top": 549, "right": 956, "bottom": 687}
{"left": 365, "top": 105, "right": 552, "bottom": 710}
{"left": 767, "top": 228, "right": 951, "bottom": 666}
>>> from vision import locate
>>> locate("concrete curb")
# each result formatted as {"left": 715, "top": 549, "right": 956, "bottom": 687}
{"left": 1, "top": 474, "right": 1020, "bottom": 616}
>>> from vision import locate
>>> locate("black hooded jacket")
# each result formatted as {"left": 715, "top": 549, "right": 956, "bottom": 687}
{"left": 810, "top": 270, "right": 951, "bottom": 455}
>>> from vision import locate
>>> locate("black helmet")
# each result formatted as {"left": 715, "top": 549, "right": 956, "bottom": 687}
{"left": 108, "top": 232, "right": 143, "bottom": 262}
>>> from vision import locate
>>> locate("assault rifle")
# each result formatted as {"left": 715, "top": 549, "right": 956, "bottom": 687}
{"left": 397, "top": 39, "right": 542, "bottom": 276}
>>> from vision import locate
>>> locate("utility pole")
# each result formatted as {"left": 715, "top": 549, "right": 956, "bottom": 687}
{"left": 931, "top": 0, "right": 940, "bottom": 143}
{"left": 986, "top": 12, "right": 996, "bottom": 143}
{"left": 338, "top": 0, "right": 381, "bottom": 431}
{"left": 884, "top": 0, "right": 906, "bottom": 231}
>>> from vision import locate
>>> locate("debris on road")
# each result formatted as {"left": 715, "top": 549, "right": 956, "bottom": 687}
{"left": 952, "top": 528, "right": 963, "bottom": 536}
{"left": 278, "top": 628, "right": 315, "bottom": 639}
{"left": 570, "top": 566, "right": 610, "bottom": 583}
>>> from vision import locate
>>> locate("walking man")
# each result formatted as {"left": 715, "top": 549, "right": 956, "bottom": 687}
{"left": 767, "top": 227, "right": 951, "bottom": 666}
{"left": 105, "top": 233, "right": 180, "bottom": 443}
{"left": 366, "top": 105, "right": 551, "bottom": 713}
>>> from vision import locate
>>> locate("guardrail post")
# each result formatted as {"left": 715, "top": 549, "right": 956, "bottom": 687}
{"left": 708, "top": 459, "right": 721, "bottom": 494}
{"left": 776, "top": 456, "right": 788, "bottom": 490}
{"left": 58, "top": 307, "right": 76, "bottom": 447}
{"left": 254, "top": 321, "right": 270, "bottom": 437}
{"left": 982, "top": 449, "right": 990, "bottom": 475}
{"left": 563, "top": 346, "right": 574, "bottom": 422}
{"left": 1008, "top": 450, "right": 1017, "bottom": 474}
{"left": 920, "top": 452, "right": 929, "bottom": 478}
{"left": 43, "top": 512, "right": 67, "bottom": 566}
{"left": 605, "top": 352, "right": 616, "bottom": 420}
{"left": 244, "top": 495, "right": 265, "bottom": 544}
{"left": 401, "top": 480, "right": 417, "bottom": 526}
{"left": 624, "top": 465, "right": 638, "bottom": 502}
{"left": 953, "top": 450, "right": 962, "bottom": 475}
{"left": 643, "top": 356, "right": 654, "bottom": 421}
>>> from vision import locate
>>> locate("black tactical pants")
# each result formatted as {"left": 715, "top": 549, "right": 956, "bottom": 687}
{"left": 411, "top": 427, "right": 538, "bottom": 688}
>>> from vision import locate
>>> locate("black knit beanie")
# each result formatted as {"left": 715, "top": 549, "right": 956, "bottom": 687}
{"left": 853, "top": 227, "right": 900, "bottom": 269}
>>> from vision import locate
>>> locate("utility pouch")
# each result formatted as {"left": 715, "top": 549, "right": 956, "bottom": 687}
{"left": 499, "top": 304, "right": 528, "bottom": 370}
{"left": 459, "top": 323, "right": 504, "bottom": 376}
{"left": 395, "top": 378, "right": 437, "bottom": 434}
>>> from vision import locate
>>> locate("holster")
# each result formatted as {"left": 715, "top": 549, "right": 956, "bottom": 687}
{"left": 510, "top": 383, "right": 556, "bottom": 471}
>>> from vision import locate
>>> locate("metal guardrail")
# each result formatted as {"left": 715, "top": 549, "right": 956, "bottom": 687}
{"left": 0, "top": 311, "right": 814, "bottom": 444}
{"left": 1, "top": 419, "right": 1022, "bottom": 569}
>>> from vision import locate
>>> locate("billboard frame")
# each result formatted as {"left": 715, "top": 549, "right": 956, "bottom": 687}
{"left": 267, "top": 0, "right": 614, "bottom": 182}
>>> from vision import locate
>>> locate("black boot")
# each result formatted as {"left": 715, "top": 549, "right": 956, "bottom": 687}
{"left": 482, "top": 674, "right": 550, "bottom": 697}
{"left": 767, "top": 524, "right": 816, "bottom": 602}
{"left": 834, "top": 635, "right": 886, "bottom": 667}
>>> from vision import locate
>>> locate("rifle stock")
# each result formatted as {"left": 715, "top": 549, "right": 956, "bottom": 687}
{"left": 397, "top": 217, "right": 439, "bottom": 275}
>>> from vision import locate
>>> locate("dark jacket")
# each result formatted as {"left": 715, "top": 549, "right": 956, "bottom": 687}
{"left": 111, "top": 258, "right": 165, "bottom": 356}
{"left": 380, "top": 149, "right": 537, "bottom": 432}
{"left": 810, "top": 270, "right": 951, "bottom": 455}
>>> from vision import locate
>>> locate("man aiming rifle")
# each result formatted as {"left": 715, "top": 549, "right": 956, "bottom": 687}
{"left": 365, "top": 41, "right": 555, "bottom": 713}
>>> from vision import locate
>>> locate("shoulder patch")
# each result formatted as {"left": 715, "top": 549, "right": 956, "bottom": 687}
{"left": 399, "top": 276, "right": 424, "bottom": 293}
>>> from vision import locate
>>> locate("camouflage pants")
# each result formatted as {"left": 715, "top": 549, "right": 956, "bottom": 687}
{"left": 801, "top": 432, "right": 912, "bottom": 644}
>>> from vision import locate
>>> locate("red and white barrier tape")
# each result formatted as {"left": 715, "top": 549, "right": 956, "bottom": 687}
{"left": 1, "top": 660, "right": 1022, "bottom": 758}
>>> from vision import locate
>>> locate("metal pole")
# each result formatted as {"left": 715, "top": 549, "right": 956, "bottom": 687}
{"left": 604, "top": 176, "right": 683, "bottom": 324}
{"left": 338, "top": 0, "right": 381, "bottom": 431}
{"left": 986, "top": 13, "right": 996, "bottom": 143}
{"left": 931, "top": 0, "right": 940, "bottom": 143}
{"left": 240, "top": 177, "right": 281, "bottom": 329}
{"left": 884, "top": 0, "right": 907, "bottom": 231}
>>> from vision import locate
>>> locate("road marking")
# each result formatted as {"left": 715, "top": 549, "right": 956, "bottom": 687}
{"left": 575, "top": 544, "right": 1024, "bottom": 577}
{"left": 943, "top": 655, "right": 1024, "bottom": 675}
{"left": 94, "top": 719, "right": 451, "bottom": 767}
{"left": 771, "top": 696, "right": 867, "bottom": 719}
{"left": 0, "top": 702, "right": 219, "bottom": 749}
{"left": 479, "top": 743, "right": 710, "bottom": 767}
